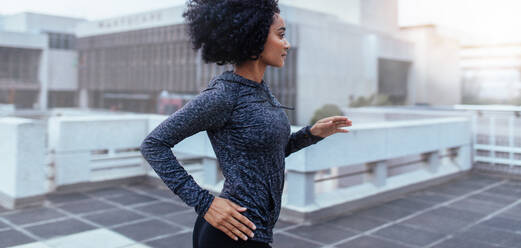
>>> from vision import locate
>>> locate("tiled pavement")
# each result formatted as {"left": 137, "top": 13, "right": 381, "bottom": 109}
{"left": 1, "top": 172, "right": 520, "bottom": 248}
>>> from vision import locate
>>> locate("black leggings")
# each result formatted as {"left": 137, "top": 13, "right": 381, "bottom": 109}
{"left": 193, "top": 214, "right": 272, "bottom": 248}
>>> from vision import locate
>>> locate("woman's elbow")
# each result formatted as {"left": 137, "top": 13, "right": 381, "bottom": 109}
{"left": 140, "top": 136, "right": 157, "bottom": 156}
{"left": 139, "top": 135, "right": 172, "bottom": 157}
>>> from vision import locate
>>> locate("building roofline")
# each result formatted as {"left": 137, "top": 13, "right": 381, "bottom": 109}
{"left": 461, "top": 42, "right": 521, "bottom": 49}
{"left": 4, "top": 11, "right": 86, "bottom": 22}
{"left": 399, "top": 23, "right": 437, "bottom": 30}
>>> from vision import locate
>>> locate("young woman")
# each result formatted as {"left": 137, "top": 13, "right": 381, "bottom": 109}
{"left": 140, "top": 0, "right": 352, "bottom": 247}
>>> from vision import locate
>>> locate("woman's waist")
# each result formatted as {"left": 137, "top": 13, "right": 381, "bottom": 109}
{"left": 218, "top": 191, "right": 278, "bottom": 228}
{"left": 220, "top": 162, "right": 286, "bottom": 187}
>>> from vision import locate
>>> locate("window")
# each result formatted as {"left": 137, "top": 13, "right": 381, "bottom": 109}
{"left": 45, "top": 31, "right": 77, "bottom": 50}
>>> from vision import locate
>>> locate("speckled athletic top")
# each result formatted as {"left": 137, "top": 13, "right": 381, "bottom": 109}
{"left": 140, "top": 70, "right": 324, "bottom": 243}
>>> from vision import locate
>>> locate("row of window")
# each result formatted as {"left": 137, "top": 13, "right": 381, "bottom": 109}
{"left": 76, "top": 24, "right": 188, "bottom": 50}
{"left": 0, "top": 47, "right": 40, "bottom": 83}
{"left": 46, "top": 32, "right": 76, "bottom": 50}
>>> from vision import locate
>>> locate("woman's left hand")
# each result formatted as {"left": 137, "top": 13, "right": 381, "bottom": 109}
{"left": 310, "top": 116, "right": 352, "bottom": 138}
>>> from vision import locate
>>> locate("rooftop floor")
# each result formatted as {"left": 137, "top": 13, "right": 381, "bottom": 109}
{"left": 1, "top": 172, "right": 520, "bottom": 248}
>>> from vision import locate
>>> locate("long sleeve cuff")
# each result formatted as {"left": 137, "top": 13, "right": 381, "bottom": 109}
{"left": 285, "top": 125, "right": 325, "bottom": 157}
{"left": 304, "top": 125, "right": 325, "bottom": 144}
{"left": 195, "top": 191, "right": 215, "bottom": 217}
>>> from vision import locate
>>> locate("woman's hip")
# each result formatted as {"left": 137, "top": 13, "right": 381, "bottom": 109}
{"left": 193, "top": 214, "right": 271, "bottom": 248}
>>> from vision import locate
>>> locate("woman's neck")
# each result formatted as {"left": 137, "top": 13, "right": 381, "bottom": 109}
{"left": 233, "top": 60, "right": 267, "bottom": 84}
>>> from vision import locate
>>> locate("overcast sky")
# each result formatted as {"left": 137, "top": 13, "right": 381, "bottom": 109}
{"left": 399, "top": 0, "right": 521, "bottom": 43}
{"left": 0, "top": 0, "right": 186, "bottom": 20}
{"left": 2, "top": 0, "right": 520, "bottom": 43}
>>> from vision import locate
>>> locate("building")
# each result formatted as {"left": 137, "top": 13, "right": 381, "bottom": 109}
{"left": 0, "top": 12, "right": 85, "bottom": 110}
{"left": 459, "top": 42, "right": 521, "bottom": 104}
{"left": 281, "top": 0, "right": 401, "bottom": 35}
{"left": 75, "top": 3, "right": 425, "bottom": 125}
{"left": 399, "top": 24, "right": 461, "bottom": 106}
{"left": 279, "top": 4, "right": 416, "bottom": 124}
{"left": 75, "top": 6, "right": 301, "bottom": 122}
{"left": 0, "top": 2, "right": 462, "bottom": 125}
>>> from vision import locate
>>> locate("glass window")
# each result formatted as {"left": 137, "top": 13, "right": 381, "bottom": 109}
{"left": 45, "top": 31, "right": 76, "bottom": 50}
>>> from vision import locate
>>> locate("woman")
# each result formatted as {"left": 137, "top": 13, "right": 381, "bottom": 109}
{"left": 140, "top": 0, "right": 352, "bottom": 247}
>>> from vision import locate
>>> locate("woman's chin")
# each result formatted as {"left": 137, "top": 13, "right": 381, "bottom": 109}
{"left": 274, "top": 61, "right": 284, "bottom": 68}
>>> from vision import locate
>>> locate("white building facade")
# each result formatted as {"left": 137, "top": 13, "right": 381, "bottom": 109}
{"left": 0, "top": 12, "right": 85, "bottom": 110}
{"left": 459, "top": 43, "right": 521, "bottom": 104}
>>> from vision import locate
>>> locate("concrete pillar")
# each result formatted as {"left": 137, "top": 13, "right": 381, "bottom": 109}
{"left": 366, "top": 160, "right": 387, "bottom": 187}
{"left": 286, "top": 170, "right": 316, "bottom": 208}
{"left": 53, "top": 152, "right": 90, "bottom": 187}
{"left": 0, "top": 118, "right": 47, "bottom": 209}
{"left": 455, "top": 145, "right": 471, "bottom": 170}
{"left": 425, "top": 151, "right": 440, "bottom": 173}
{"left": 48, "top": 117, "right": 90, "bottom": 188}
{"left": 363, "top": 34, "right": 379, "bottom": 95}
{"left": 37, "top": 47, "right": 49, "bottom": 111}
{"left": 79, "top": 88, "right": 89, "bottom": 109}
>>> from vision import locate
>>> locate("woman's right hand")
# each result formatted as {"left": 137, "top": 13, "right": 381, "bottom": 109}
{"left": 203, "top": 196, "right": 257, "bottom": 241}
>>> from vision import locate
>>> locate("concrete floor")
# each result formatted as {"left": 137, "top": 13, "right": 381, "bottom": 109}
{"left": 1, "top": 171, "right": 520, "bottom": 248}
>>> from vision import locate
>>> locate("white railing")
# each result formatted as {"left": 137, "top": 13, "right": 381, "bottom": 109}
{"left": 454, "top": 105, "right": 521, "bottom": 175}
{"left": 279, "top": 117, "right": 471, "bottom": 222}
{"left": 0, "top": 110, "right": 473, "bottom": 219}
{"left": 47, "top": 115, "right": 150, "bottom": 189}
{"left": 343, "top": 105, "right": 521, "bottom": 177}
{"left": 46, "top": 114, "right": 219, "bottom": 190}
{"left": 0, "top": 104, "right": 15, "bottom": 113}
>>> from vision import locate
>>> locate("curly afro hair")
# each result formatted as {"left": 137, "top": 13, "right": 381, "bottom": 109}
{"left": 182, "top": 0, "right": 280, "bottom": 65}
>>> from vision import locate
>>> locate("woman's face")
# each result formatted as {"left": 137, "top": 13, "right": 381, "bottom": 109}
{"left": 259, "top": 13, "right": 291, "bottom": 68}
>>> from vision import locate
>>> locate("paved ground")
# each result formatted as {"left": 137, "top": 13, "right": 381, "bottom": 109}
{"left": 1, "top": 172, "right": 520, "bottom": 248}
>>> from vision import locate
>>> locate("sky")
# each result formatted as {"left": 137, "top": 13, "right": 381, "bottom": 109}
{"left": 399, "top": 0, "right": 521, "bottom": 44}
{"left": 2, "top": 0, "right": 521, "bottom": 44}
{"left": 0, "top": 0, "right": 187, "bottom": 20}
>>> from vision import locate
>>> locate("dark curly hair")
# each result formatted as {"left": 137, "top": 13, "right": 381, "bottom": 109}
{"left": 182, "top": 0, "right": 280, "bottom": 65}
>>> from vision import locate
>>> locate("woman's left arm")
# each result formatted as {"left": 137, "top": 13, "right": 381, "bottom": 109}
{"left": 284, "top": 116, "right": 352, "bottom": 158}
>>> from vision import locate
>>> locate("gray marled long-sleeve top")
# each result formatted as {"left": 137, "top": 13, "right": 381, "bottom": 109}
{"left": 139, "top": 70, "right": 324, "bottom": 243}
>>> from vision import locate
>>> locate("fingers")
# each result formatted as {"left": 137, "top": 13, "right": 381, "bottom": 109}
{"left": 320, "top": 116, "right": 349, "bottom": 123}
{"left": 211, "top": 212, "right": 250, "bottom": 241}
{"left": 217, "top": 223, "right": 240, "bottom": 241}
{"left": 205, "top": 197, "right": 255, "bottom": 242}
{"left": 217, "top": 213, "right": 253, "bottom": 241}
{"left": 229, "top": 206, "right": 256, "bottom": 231}
{"left": 335, "top": 121, "right": 351, "bottom": 126}
{"left": 335, "top": 118, "right": 352, "bottom": 125}
{"left": 223, "top": 200, "right": 256, "bottom": 241}
{"left": 227, "top": 201, "right": 256, "bottom": 229}
{"left": 230, "top": 211, "right": 255, "bottom": 236}
{"left": 320, "top": 116, "right": 352, "bottom": 126}
{"left": 228, "top": 201, "right": 246, "bottom": 212}
{"left": 221, "top": 220, "right": 250, "bottom": 241}
{"left": 334, "top": 120, "right": 351, "bottom": 134}
{"left": 228, "top": 215, "right": 255, "bottom": 240}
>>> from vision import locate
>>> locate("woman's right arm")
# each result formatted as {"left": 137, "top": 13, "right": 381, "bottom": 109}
{"left": 139, "top": 82, "right": 256, "bottom": 241}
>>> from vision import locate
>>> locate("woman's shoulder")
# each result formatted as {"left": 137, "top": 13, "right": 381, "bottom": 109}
{"left": 204, "top": 77, "right": 233, "bottom": 95}
{"left": 197, "top": 75, "right": 238, "bottom": 108}
{"left": 204, "top": 72, "right": 241, "bottom": 94}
